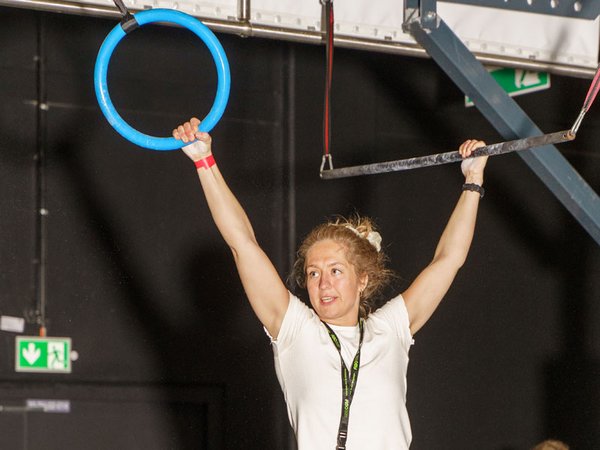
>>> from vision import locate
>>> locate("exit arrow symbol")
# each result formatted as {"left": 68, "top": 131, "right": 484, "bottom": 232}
{"left": 22, "top": 343, "right": 41, "bottom": 365}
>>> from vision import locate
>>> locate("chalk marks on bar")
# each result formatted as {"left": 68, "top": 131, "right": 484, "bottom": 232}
{"left": 320, "top": 130, "right": 575, "bottom": 180}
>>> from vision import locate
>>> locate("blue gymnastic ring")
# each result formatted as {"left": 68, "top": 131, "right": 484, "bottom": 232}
{"left": 94, "top": 9, "right": 230, "bottom": 151}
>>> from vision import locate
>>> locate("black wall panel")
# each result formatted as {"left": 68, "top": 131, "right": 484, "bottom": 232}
{"left": 0, "top": 6, "right": 599, "bottom": 450}
{"left": 0, "top": 9, "right": 37, "bottom": 329}
{"left": 1, "top": 8, "right": 288, "bottom": 450}
{"left": 0, "top": 381, "right": 223, "bottom": 450}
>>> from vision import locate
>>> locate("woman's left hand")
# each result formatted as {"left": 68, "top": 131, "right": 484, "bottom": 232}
{"left": 459, "top": 139, "right": 488, "bottom": 185}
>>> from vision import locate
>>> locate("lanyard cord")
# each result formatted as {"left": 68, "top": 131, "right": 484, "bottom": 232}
{"left": 322, "top": 319, "right": 365, "bottom": 450}
{"left": 320, "top": 0, "right": 334, "bottom": 172}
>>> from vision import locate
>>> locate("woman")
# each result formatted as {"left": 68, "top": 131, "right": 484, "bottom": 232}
{"left": 173, "top": 117, "right": 488, "bottom": 449}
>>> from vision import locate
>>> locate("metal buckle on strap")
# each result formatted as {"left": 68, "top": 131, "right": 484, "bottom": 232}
{"left": 319, "top": 154, "right": 334, "bottom": 176}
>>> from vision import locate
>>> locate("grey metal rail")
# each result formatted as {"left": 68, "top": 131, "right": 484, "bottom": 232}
{"left": 320, "top": 130, "right": 575, "bottom": 180}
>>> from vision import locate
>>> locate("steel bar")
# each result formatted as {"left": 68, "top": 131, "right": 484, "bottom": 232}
{"left": 238, "top": 0, "right": 250, "bottom": 23}
{"left": 34, "top": 16, "right": 49, "bottom": 335}
{"left": 0, "top": 0, "right": 597, "bottom": 79}
{"left": 320, "top": 130, "right": 575, "bottom": 180}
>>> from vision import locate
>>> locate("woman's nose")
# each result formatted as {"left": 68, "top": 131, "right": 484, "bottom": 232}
{"left": 319, "top": 274, "right": 331, "bottom": 289}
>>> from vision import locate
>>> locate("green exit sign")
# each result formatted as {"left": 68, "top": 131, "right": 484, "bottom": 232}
{"left": 466, "top": 67, "right": 551, "bottom": 107}
{"left": 16, "top": 337, "right": 72, "bottom": 373}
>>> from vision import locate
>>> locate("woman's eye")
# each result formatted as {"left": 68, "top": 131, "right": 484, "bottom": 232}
{"left": 308, "top": 271, "right": 319, "bottom": 278}
{"left": 332, "top": 268, "right": 342, "bottom": 275}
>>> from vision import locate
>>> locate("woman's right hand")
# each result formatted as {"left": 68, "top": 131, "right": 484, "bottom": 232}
{"left": 172, "top": 117, "right": 212, "bottom": 162}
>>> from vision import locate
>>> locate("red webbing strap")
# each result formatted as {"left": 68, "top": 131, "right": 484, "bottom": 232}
{"left": 572, "top": 63, "right": 600, "bottom": 134}
{"left": 321, "top": 0, "right": 334, "bottom": 171}
{"left": 583, "top": 63, "right": 600, "bottom": 112}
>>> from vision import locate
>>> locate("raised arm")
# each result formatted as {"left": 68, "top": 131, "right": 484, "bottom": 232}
{"left": 174, "top": 118, "right": 289, "bottom": 338}
{"left": 402, "top": 139, "right": 488, "bottom": 335}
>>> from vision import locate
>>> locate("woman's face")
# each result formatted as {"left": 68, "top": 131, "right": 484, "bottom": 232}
{"left": 305, "top": 239, "right": 368, "bottom": 326}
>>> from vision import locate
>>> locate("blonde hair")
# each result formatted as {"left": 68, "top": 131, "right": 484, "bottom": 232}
{"left": 532, "top": 440, "right": 569, "bottom": 450}
{"left": 292, "top": 216, "right": 394, "bottom": 318}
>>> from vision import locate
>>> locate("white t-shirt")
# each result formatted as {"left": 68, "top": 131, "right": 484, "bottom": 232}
{"left": 267, "top": 292, "right": 414, "bottom": 450}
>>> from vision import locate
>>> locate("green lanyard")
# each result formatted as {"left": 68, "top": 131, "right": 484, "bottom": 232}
{"left": 322, "top": 319, "right": 365, "bottom": 450}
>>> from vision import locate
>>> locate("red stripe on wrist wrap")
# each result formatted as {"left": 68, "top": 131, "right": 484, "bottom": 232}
{"left": 195, "top": 154, "right": 215, "bottom": 170}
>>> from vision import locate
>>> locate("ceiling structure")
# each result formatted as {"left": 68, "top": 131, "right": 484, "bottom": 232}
{"left": 1, "top": 0, "right": 598, "bottom": 77}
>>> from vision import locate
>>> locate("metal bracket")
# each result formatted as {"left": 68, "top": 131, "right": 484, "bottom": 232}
{"left": 403, "top": 0, "right": 440, "bottom": 30}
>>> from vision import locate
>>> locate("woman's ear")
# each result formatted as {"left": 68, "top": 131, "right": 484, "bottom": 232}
{"left": 360, "top": 274, "right": 369, "bottom": 294}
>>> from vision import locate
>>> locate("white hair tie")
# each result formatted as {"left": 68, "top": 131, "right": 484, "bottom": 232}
{"left": 344, "top": 225, "right": 382, "bottom": 252}
{"left": 366, "top": 231, "right": 382, "bottom": 252}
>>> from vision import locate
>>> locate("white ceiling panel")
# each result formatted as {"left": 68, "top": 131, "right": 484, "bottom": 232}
{"left": 4, "top": 0, "right": 598, "bottom": 71}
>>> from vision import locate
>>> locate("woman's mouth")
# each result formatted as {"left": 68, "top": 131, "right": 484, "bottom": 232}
{"left": 321, "top": 296, "right": 336, "bottom": 304}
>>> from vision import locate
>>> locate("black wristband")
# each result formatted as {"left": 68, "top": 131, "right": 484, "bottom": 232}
{"left": 462, "top": 183, "right": 485, "bottom": 198}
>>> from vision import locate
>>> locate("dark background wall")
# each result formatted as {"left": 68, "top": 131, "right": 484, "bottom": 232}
{"left": 0, "top": 6, "right": 599, "bottom": 450}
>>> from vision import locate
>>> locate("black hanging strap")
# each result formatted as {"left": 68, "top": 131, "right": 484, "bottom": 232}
{"left": 112, "top": 0, "right": 139, "bottom": 33}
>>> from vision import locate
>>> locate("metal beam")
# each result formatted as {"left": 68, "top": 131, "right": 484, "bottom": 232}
{"left": 441, "top": 0, "right": 600, "bottom": 20}
{"left": 403, "top": 9, "right": 600, "bottom": 245}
